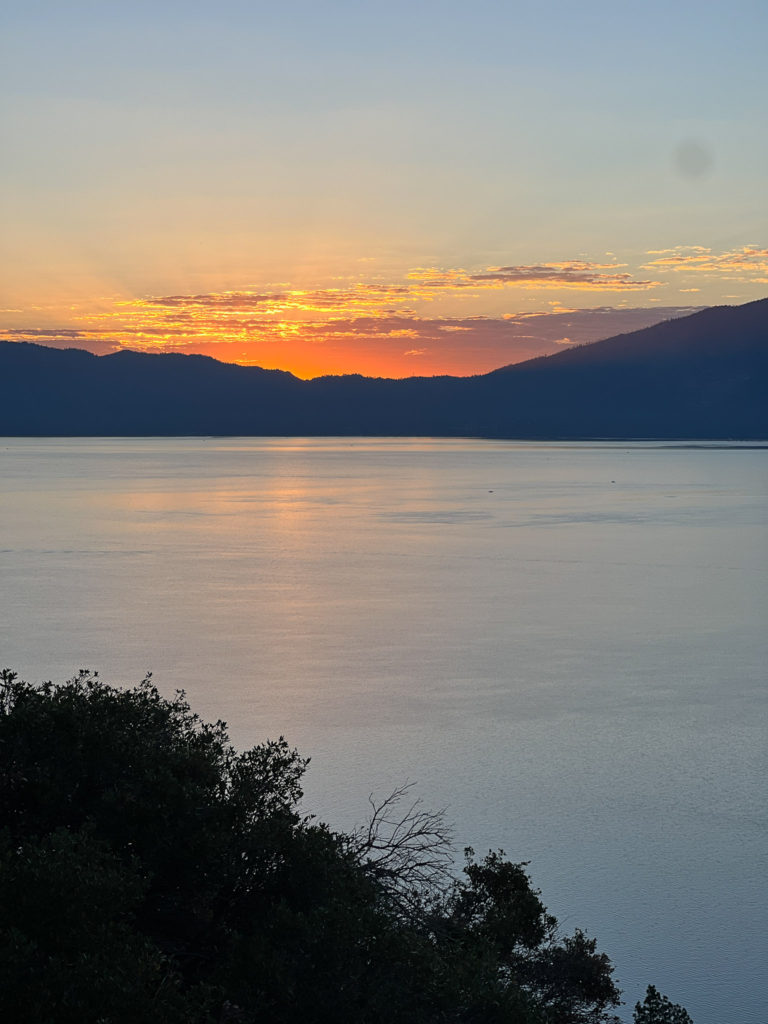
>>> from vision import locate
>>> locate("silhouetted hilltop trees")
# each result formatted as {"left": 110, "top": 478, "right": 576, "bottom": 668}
{"left": 1, "top": 297, "right": 766, "bottom": 437}
{"left": 0, "top": 670, "right": 692, "bottom": 1023}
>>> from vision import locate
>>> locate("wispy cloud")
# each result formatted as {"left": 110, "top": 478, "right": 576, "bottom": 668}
{"left": 469, "top": 262, "right": 659, "bottom": 291}
{"left": 3, "top": 242, "right": 732, "bottom": 375}
{"left": 407, "top": 261, "right": 660, "bottom": 293}
{"left": 5, "top": 327, "right": 89, "bottom": 339}
{"left": 645, "top": 246, "right": 711, "bottom": 256}
{"left": 3, "top": 299, "right": 704, "bottom": 376}
{"left": 643, "top": 245, "right": 768, "bottom": 282}
{"left": 60, "top": 259, "right": 665, "bottom": 358}
{"left": 139, "top": 284, "right": 414, "bottom": 316}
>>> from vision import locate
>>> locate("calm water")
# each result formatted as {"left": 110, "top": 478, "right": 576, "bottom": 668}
{"left": 1, "top": 437, "right": 766, "bottom": 1023}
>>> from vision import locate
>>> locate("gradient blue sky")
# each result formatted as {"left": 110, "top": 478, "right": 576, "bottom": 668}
{"left": 2, "top": 0, "right": 766, "bottom": 376}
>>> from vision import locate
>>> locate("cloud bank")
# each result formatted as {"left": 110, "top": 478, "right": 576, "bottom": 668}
{"left": 4, "top": 243, "right": 763, "bottom": 376}
{"left": 3, "top": 305, "right": 703, "bottom": 378}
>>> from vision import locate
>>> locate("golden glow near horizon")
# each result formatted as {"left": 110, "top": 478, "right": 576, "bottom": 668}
{"left": 3, "top": 3, "right": 766, "bottom": 378}
{"left": 2, "top": 247, "right": 766, "bottom": 378}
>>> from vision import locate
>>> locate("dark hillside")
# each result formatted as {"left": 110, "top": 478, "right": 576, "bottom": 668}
{"left": 1, "top": 298, "right": 766, "bottom": 437}
{"left": 491, "top": 298, "right": 768, "bottom": 373}
{"left": 472, "top": 298, "right": 768, "bottom": 437}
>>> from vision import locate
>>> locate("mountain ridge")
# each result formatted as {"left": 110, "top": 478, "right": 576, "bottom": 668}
{"left": 1, "top": 298, "right": 766, "bottom": 438}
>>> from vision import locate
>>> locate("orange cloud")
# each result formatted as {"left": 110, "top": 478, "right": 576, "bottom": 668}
{"left": 131, "top": 283, "right": 415, "bottom": 317}
{"left": 10, "top": 242, "right": 738, "bottom": 377}
{"left": 643, "top": 245, "right": 768, "bottom": 282}
{"left": 4, "top": 305, "right": 704, "bottom": 379}
{"left": 59, "top": 260, "right": 661, "bottom": 357}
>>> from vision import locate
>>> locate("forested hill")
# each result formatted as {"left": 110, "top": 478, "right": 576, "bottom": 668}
{"left": 1, "top": 298, "right": 766, "bottom": 438}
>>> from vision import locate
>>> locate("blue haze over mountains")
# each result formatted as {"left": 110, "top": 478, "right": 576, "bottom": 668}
{"left": 1, "top": 299, "right": 766, "bottom": 439}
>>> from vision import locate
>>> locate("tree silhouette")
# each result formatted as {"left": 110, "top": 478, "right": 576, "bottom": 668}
{"left": 0, "top": 669, "right": 691, "bottom": 1023}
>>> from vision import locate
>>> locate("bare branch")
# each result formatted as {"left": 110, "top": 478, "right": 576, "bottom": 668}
{"left": 349, "top": 781, "right": 455, "bottom": 916}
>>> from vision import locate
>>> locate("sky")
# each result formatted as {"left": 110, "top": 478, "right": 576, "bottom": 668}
{"left": 1, "top": 0, "right": 766, "bottom": 378}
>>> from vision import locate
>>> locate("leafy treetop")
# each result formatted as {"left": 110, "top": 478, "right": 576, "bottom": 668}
{"left": 0, "top": 669, "right": 691, "bottom": 1024}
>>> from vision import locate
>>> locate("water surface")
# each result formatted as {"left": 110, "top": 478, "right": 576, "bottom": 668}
{"left": 1, "top": 437, "right": 766, "bottom": 1023}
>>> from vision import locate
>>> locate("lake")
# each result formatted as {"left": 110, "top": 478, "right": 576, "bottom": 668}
{"left": 1, "top": 437, "right": 766, "bottom": 1023}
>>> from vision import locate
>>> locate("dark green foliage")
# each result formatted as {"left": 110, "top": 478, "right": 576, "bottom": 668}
{"left": 0, "top": 829, "right": 198, "bottom": 1023}
{"left": 0, "top": 669, "right": 683, "bottom": 1023}
{"left": 634, "top": 986, "right": 694, "bottom": 1024}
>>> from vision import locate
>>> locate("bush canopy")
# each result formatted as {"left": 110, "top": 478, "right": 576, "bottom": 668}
{"left": 0, "top": 670, "right": 691, "bottom": 1023}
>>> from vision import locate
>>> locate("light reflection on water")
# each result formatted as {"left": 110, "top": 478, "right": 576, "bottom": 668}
{"left": 1, "top": 437, "right": 766, "bottom": 1023}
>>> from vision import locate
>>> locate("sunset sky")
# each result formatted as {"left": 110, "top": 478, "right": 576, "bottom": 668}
{"left": 2, "top": 0, "right": 766, "bottom": 378}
